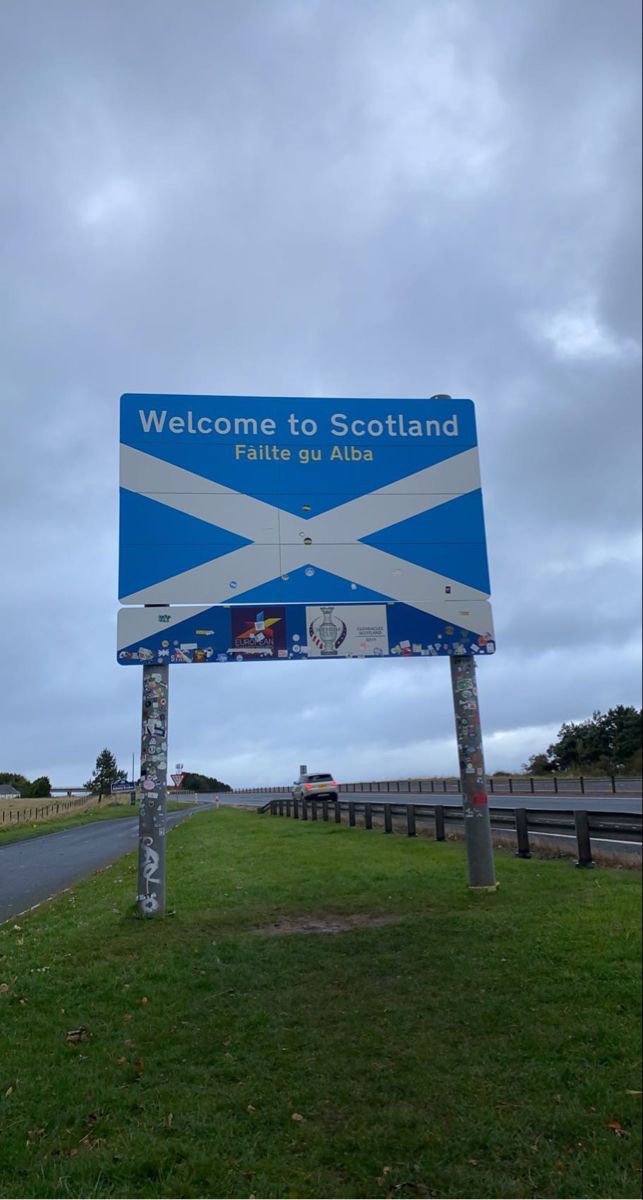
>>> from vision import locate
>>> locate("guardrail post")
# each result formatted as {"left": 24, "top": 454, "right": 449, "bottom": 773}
{"left": 514, "top": 809, "right": 531, "bottom": 858}
{"left": 580, "top": 776, "right": 585, "bottom": 794}
{"left": 406, "top": 805, "right": 416, "bottom": 837}
{"left": 611, "top": 775, "right": 616, "bottom": 794}
{"left": 553, "top": 775, "right": 559, "bottom": 794}
{"left": 435, "top": 806, "right": 445, "bottom": 841}
{"left": 348, "top": 802, "right": 356, "bottom": 827}
{"left": 364, "top": 805, "right": 372, "bottom": 830}
{"left": 302, "top": 799, "right": 308, "bottom": 821}
{"left": 384, "top": 804, "right": 392, "bottom": 834}
{"left": 322, "top": 799, "right": 329, "bottom": 822}
{"left": 293, "top": 797, "right": 299, "bottom": 820}
{"left": 574, "top": 811, "right": 594, "bottom": 868}
{"left": 334, "top": 800, "right": 341, "bottom": 824}
{"left": 311, "top": 800, "right": 318, "bottom": 821}
{"left": 530, "top": 777, "right": 535, "bottom": 794}
{"left": 277, "top": 798, "right": 284, "bottom": 816}
{"left": 286, "top": 797, "right": 291, "bottom": 817}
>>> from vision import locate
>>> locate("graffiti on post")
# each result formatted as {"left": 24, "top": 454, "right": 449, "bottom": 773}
{"left": 137, "top": 664, "right": 169, "bottom": 915}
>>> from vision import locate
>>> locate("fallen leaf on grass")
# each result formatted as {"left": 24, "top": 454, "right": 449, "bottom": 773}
{"left": 115, "top": 1057, "right": 127, "bottom": 1066}
{"left": 247, "top": 1104, "right": 256, "bottom": 1114}
{"left": 607, "top": 1121, "right": 629, "bottom": 1137}
{"left": 0, "top": 984, "right": 9, "bottom": 993}
{"left": 27, "top": 1128, "right": 45, "bottom": 1141}
{"left": 626, "top": 1090, "right": 642, "bottom": 1097}
{"left": 65, "top": 1027, "right": 89, "bottom": 1044}
{"left": 291, "top": 1112, "right": 305, "bottom": 1122}
{"left": 141, "top": 996, "right": 149, "bottom": 1005}
{"left": 79, "top": 1134, "right": 105, "bottom": 1150}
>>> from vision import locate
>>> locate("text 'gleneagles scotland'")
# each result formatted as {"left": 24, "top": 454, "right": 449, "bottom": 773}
{"left": 137, "top": 409, "right": 461, "bottom": 439}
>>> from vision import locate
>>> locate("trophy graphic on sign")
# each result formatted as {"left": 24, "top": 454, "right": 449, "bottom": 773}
{"left": 319, "top": 607, "right": 340, "bottom": 655}
{"left": 309, "top": 606, "right": 347, "bottom": 656}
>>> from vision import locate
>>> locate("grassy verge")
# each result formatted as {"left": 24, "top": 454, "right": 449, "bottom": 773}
{"left": 0, "top": 804, "right": 136, "bottom": 847}
{"left": 0, "top": 809, "right": 640, "bottom": 1199}
{"left": 0, "top": 800, "right": 196, "bottom": 848}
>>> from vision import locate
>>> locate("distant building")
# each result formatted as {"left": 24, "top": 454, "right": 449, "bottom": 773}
{"left": 0, "top": 783, "right": 21, "bottom": 800}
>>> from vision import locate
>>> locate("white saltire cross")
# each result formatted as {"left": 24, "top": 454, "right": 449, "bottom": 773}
{"left": 120, "top": 446, "right": 491, "bottom": 632}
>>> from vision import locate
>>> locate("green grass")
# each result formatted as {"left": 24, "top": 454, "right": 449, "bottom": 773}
{"left": 0, "top": 809, "right": 640, "bottom": 1199}
{"left": 0, "top": 800, "right": 194, "bottom": 847}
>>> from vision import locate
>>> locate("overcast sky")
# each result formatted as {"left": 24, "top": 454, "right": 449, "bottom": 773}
{"left": 1, "top": 0, "right": 641, "bottom": 789}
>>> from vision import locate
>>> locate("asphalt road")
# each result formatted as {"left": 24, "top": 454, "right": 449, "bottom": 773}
{"left": 0, "top": 805, "right": 210, "bottom": 925}
{"left": 229, "top": 789, "right": 642, "bottom": 814}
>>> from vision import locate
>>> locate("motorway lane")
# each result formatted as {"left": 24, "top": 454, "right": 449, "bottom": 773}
{"left": 0, "top": 804, "right": 211, "bottom": 925}
{"left": 231, "top": 790, "right": 642, "bottom": 814}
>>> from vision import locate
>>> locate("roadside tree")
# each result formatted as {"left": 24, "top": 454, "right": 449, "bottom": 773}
{"left": 85, "top": 749, "right": 126, "bottom": 801}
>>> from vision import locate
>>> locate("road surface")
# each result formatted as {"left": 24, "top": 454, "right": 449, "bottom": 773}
{"left": 0, "top": 804, "right": 210, "bottom": 925}
{"left": 228, "top": 789, "right": 642, "bottom": 814}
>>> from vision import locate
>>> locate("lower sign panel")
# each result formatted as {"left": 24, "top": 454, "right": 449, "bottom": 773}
{"left": 117, "top": 602, "right": 495, "bottom": 664}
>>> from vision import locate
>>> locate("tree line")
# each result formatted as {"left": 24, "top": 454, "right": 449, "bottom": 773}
{"left": 523, "top": 706, "right": 642, "bottom": 776}
{"left": 2, "top": 753, "right": 232, "bottom": 803}
{"left": 83, "top": 750, "right": 231, "bottom": 799}
{"left": 0, "top": 773, "right": 51, "bottom": 798}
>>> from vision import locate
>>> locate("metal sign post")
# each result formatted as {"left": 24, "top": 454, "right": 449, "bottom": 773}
{"left": 137, "top": 663, "right": 169, "bottom": 915}
{"left": 450, "top": 654, "right": 496, "bottom": 889}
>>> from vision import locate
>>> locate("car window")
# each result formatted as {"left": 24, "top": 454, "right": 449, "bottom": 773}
{"left": 307, "top": 773, "right": 333, "bottom": 782}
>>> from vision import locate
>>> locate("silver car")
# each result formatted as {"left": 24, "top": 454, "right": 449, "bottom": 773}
{"left": 292, "top": 772, "right": 338, "bottom": 802}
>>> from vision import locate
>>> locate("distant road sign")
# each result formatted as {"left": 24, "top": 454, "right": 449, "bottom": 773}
{"left": 119, "top": 395, "right": 493, "bottom": 630}
{"left": 111, "top": 780, "right": 135, "bottom": 793}
{"left": 117, "top": 601, "right": 494, "bottom": 664}
{"left": 171, "top": 773, "right": 185, "bottom": 788}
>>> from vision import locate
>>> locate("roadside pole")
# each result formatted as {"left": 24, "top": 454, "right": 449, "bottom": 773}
{"left": 450, "top": 654, "right": 496, "bottom": 890}
{"left": 137, "top": 663, "right": 169, "bottom": 915}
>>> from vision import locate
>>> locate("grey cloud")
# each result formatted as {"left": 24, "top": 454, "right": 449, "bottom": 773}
{"left": 0, "top": 0, "right": 640, "bottom": 786}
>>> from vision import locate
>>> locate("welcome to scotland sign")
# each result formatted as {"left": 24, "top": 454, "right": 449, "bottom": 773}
{"left": 119, "top": 394, "right": 494, "bottom": 645}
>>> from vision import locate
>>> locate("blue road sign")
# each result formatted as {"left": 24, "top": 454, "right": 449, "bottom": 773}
{"left": 119, "top": 395, "right": 493, "bottom": 641}
{"left": 111, "top": 780, "right": 135, "bottom": 793}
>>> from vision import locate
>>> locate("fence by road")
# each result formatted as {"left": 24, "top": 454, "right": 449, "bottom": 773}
{"left": 235, "top": 775, "right": 642, "bottom": 797}
{"left": 0, "top": 794, "right": 130, "bottom": 828}
{"left": 259, "top": 796, "right": 642, "bottom": 867}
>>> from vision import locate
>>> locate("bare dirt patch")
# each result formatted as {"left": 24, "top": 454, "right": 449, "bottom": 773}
{"left": 252, "top": 913, "right": 402, "bottom": 936}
